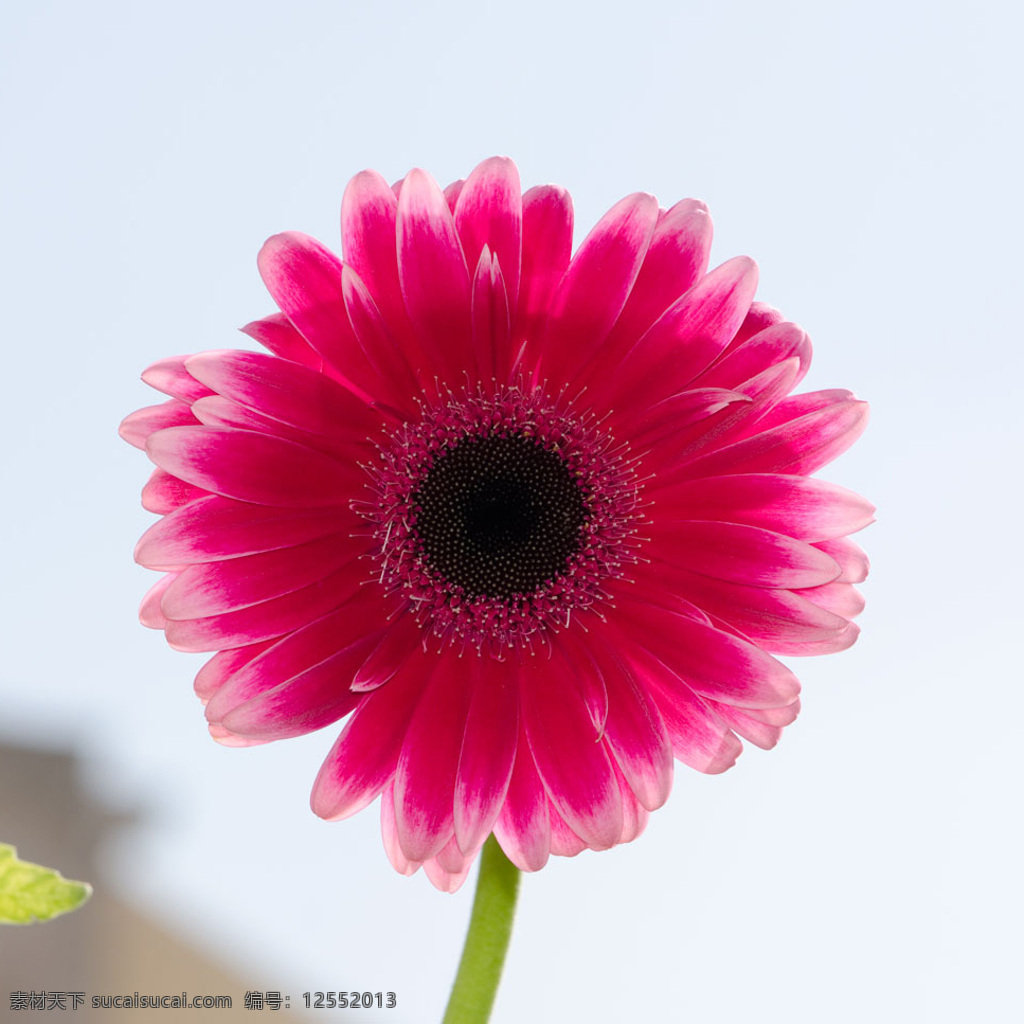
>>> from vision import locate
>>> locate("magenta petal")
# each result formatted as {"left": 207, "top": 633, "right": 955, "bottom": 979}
{"left": 648, "top": 520, "right": 842, "bottom": 589}
{"left": 340, "top": 170, "right": 422, "bottom": 363}
{"left": 663, "top": 570, "right": 854, "bottom": 654}
{"left": 340, "top": 265, "right": 419, "bottom": 414}
{"left": 471, "top": 248, "right": 512, "bottom": 383}
{"left": 676, "top": 394, "right": 869, "bottom": 479}
{"left": 538, "top": 192, "right": 659, "bottom": 385}
{"left": 311, "top": 653, "right": 433, "bottom": 821}
{"left": 616, "top": 641, "right": 742, "bottom": 773}
{"left": 393, "top": 657, "right": 473, "bottom": 861}
{"left": 380, "top": 785, "right": 421, "bottom": 877}
{"left": 454, "top": 659, "right": 519, "bottom": 854}
{"left": 141, "top": 356, "right": 213, "bottom": 403}
{"left": 515, "top": 184, "right": 573, "bottom": 354}
{"left": 613, "top": 594, "right": 801, "bottom": 709}
{"left": 193, "top": 640, "right": 278, "bottom": 703}
{"left": 493, "top": 720, "right": 550, "bottom": 872}
{"left": 600, "top": 198, "right": 713, "bottom": 365}
{"left": 798, "top": 581, "right": 866, "bottom": 618}
{"left": 146, "top": 426, "right": 361, "bottom": 508}
{"left": 712, "top": 699, "right": 800, "bottom": 750}
{"left": 351, "top": 611, "right": 424, "bottom": 692}
{"left": 629, "top": 388, "right": 752, "bottom": 450}
{"left": 257, "top": 231, "right": 384, "bottom": 403}
{"left": 650, "top": 474, "right": 876, "bottom": 543}
{"left": 165, "top": 560, "right": 364, "bottom": 653}
{"left": 240, "top": 313, "right": 321, "bottom": 369}
{"left": 588, "top": 638, "right": 674, "bottom": 811}
{"left": 135, "top": 495, "right": 356, "bottom": 569}
{"left": 141, "top": 469, "right": 208, "bottom": 513}
{"left": 396, "top": 168, "right": 474, "bottom": 384}
{"left": 695, "top": 321, "right": 812, "bottom": 393}
{"left": 454, "top": 156, "right": 522, "bottom": 314}
{"left": 423, "top": 835, "right": 478, "bottom": 893}
{"left": 160, "top": 535, "right": 362, "bottom": 618}
{"left": 815, "top": 537, "right": 870, "bottom": 582}
{"left": 519, "top": 654, "right": 623, "bottom": 849}
{"left": 119, "top": 400, "right": 197, "bottom": 450}
{"left": 186, "top": 349, "right": 382, "bottom": 441}
{"left": 590, "top": 256, "right": 759, "bottom": 416}
{"left": 548, "top": 804, "right": 588, "bottom": 857}
{"left": 139, "top": 573, "right": 175, "bottom": 629}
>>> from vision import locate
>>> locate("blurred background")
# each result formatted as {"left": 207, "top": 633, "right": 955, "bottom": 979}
{"left": 1, "top": 0, "right": 1020, "bottom": 1020}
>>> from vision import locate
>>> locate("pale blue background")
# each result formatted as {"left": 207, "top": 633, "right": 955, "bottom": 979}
{"left": 2, "top": 0, "right": 1021, "bottom": 1020}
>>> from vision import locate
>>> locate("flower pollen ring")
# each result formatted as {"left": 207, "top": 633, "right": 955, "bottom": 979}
{"left": 357, "top": 383, "right": 647, "bottom": 656}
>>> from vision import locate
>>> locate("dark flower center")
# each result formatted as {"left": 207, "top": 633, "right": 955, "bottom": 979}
{"left": 412, "top": 435, "right": 588, "bottom": 598}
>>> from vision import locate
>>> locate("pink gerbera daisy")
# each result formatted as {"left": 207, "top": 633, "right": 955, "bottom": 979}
{"left": 121, "top": 157, "right": 871, "bottom": 892}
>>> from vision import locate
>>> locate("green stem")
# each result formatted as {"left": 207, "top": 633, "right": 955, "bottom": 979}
{"left": 442, "top": 834, "right": 521, "bottom": 1024}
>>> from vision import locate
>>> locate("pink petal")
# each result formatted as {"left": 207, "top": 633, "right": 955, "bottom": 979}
{"left": 493, "top": 720, "right": 551, "bottom": 871}
{"left": 588, "top": 637, "right": 674, "bottom": 811}
{"left": 160, "top": 534, "right": 363, "bottom": 619}
{"left": 711, "top": 701, "right": 797, "bottom": 750}
{"left": 141, "top": 469, "right": 208, "bottom": 513}
{"left": 454, "top": 156, "right": 522, "bottom": 314}
{"left": 185, "top": 349, "right": 382, "bottom": 442}
{"left": 393, "top": 657, "right": 473, "bottom": 861}
{"left": 423, "top": 835, "right": 478, "bottom": 893}
{"left": 146, "top": 426, "right": 362, "bottom": 508}
{"left": 205, "top": 591, "right": 389, "bottom": 723}
{"left": 340, "top": 170, "right": 423, "bottom": 365}
{"left": 612, "top": 594, "right": 801, "bottom": 709}
{"left": 443, "top": 178, "right": 465, "bottom": 212}
{"left": 725, "top": 301, "right": 786, "bottom": 353}
{"left": 240, "top": 312, "right": 321, "bottom": 369}
{"left": 537, "top": 192, "right": 659, "bottom": 386}
{"left": 396, "top": 167, "right": 474, "bottom": 384}
{"left": 257, "top": 231, "right": 381, "bottom": 403}
{"left": 629, "top": 388, "right": 752, "bottom": 450}
{"left": 351, "top": 611, "right": 425, "bottom": 692}
{"left": 663, "top": 570, "right": 856, "bottom": 654}
{"left": 164, "top": 559, "right": 364, "bottom": 652}
{"left": 141, "top": 356, "right": 213, "bottom": 403}
{"left": 139, "top": 573, "right": 176, "bottom": 628}
{"left": 135, "top": 494, "right": 357, "bottom": 569}
{"left": 598, "top": 198, "right": 714, "bottom": 367}
{"left": 550, "top": 627, "right": 609, "bottom": 734}
{"left": 649, "top": 474, "right": 875, "bottom": 542}
{"left": 311, "top": 651, "right": 434, "bottom": 820}
{"left": 589, "top": 256, "right": 759, "bottom": 418}
{"left": 189, "top": 394, "right": 368, "bottom": 461}
{"left": 814, "top": 537, "right": 870, "bottom": 583}
{"left": 695, "top": 320, "right": 812, "bottom": 392}
{"left": 515, "top": 184, "right": 573, "bottom": 354}
{"left": 470, "top": 247, "right": 511, "bottom": 383}
{"left": 674, "top": 394, "right": 869, "bottom": 480}
{"left": 119, "top": 400, "right": 197, "bottom": 450}
{"left": 454, "top": 658, "right": 519, "bottom": 854}
{"left": 193, "top": 640, "right": 278, "bottom": 703}
{"left": 380, "top": 784, "right": 422, "bottom": 876}
{"left": 340, "top": 265, "right": 419, "bottom": 415}
{"left": 615, "top": 641, "right": 742, "bottom": 774}
{"left": 647, "top": 520, "right": 842, "bottom": 589}
{"left": 611, "top": 759, "right": 651, "bottom": 844}
{"left": 548, "top": 804, "right": 588, "bottom": 857}
{"left": 797, "top": 581, "right": 866, "bottom": 618}
{"left": 519, "top": 652, "right": 623, "bottom": 850}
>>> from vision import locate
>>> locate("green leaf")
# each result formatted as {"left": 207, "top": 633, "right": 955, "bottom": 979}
{"left": 0, "top": 843, "right": 92, "bottom": 925}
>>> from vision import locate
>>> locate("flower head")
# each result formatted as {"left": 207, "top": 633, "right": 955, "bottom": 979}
{"left": 121, "top": 158, "right": 871, "bottom": 891}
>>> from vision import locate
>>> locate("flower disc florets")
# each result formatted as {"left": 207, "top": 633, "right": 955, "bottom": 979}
{"left": 360, "top": 383, "right": 645, "bottom": 656}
